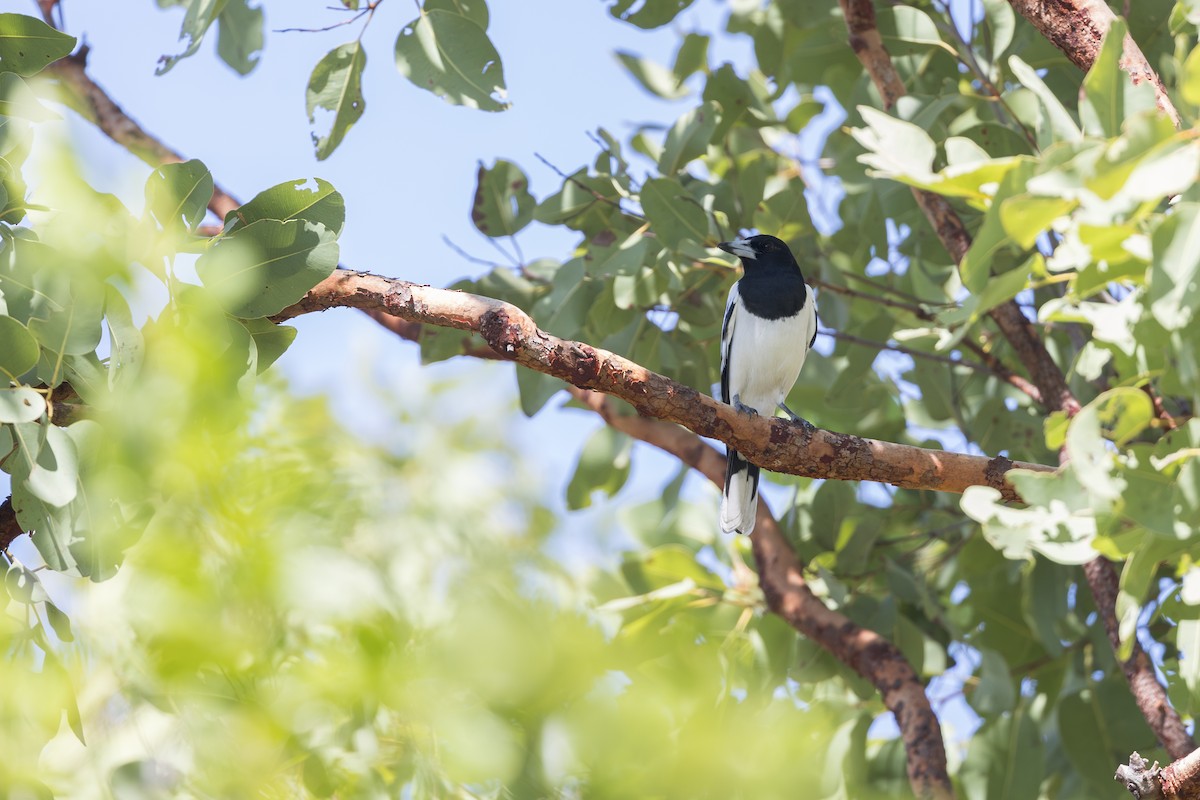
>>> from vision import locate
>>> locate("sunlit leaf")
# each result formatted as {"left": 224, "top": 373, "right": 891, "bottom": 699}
{"left": 197, "top": 218, "right": 339, "bottom": 319}
{"left": 0, "top": 13, "right": 75, "bottom": 76}
{"left": 395, "top": 9, "right": 509, "bottom": 112}
{"left": 307, "top": 42, "right": 367, "bottom": 161}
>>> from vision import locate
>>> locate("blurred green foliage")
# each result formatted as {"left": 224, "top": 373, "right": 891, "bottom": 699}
{"left": 8, "top": 0, "right": 1200, "bottom": 797}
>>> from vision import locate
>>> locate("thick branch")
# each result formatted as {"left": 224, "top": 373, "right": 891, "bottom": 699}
{"left": 279, "top": 270, "right": 1051, "bottom": 499}
{"left": 570, "top": 387, "right": 952, "bottom": 799}
{"left": 1006, "top": 0, "right": 1182, "bottom": 128}
{"left": 1086, "top": 556, "right": 1195, "bottom": 761}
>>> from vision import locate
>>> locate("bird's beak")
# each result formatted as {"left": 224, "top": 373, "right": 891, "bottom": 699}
{"left": 717, "top": 238, "right": 756, "bottom": 260}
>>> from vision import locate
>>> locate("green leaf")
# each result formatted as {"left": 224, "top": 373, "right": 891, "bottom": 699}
{"left": 470, "top": 159, "right": 535, "bottom": 237}
{"left": 216, "top": 0, "right": 262, "bottom": 75}
{"left": 672, "top": 32, "right": 708, "bottom": 86}
{"left": 145, "top": 159, "right": 213, "bottom": 234}
{"left": 615, "top": 51, "right": 690, "bottom": 100}
{"left": 1183, "top": 39, "right": 1200, "bottom": 106}
{"left": 0, "top": 315, "right": 39, "bottom": 377}
{"left": 307, "top": 42, "right": 367, "bottom": 161}
{"left": 970, "top": 648, "right": 1015, "bottom": 715}
{"left": 1080, "top": 19, "right": 1128, "bottom": 138}
{"left": 4, "top": 560, "right": 45, "bottom": 603}
{"left": 961, "top": 473, "right": 1097, "bottom": 565}
{"left": 425, "top": 0, "right": 489, "bottom": 29}
{"left": 515, "top": 366, "right": 560, "bottom": 417}
{"left": 657, "top": 101, "right": 718, "bottom": 175}
{"left": 851, "top": 106, "right": 937, "bottom": 185}
{"left": 27, "top": 278, "right": 105, "bottom": 363}
{"left": 1150, "top": 203, "right": 1200, "bottom": 331}
{"left": 960, "top": 709, "right": 1044, "bottom": 800}
{"left": 16, "top": 423, "right": 77, "bottom": 507}
{"left": 0, "top": 13, "right": 75, "bottom": 76}
{"left": 566, "top": 426, "right": 632, "bottom": 510}
{"left": 999, "top": 194, "right": 1074, "bottom": 249}
{"left": 394, "top": 9, "right": 509, "bottom": 112}
{"left": 239, "top": 318, "right": 297, "bottom": 374}
{"left": 639, "top": 177, "right": 709, "bottom": 249}
{"left": 0, "top": 387, "right": 43, "bottom": 423}
{"left": 0, "top": 73, "right": 57, "bottom": 121}
{"left": 156, "top": 0, "right": 224, "bottom": 75}
{"left": 197, "top": 219, "right": 340, "bottom": 319}
{"left": 8, "top": 441, "right": 83, "bottom": 575}
{"left": 105, "top": 287, "right": 144, "bottom": 389}
{"left": 1008, "top": 55, "right": 1082, "bottom": 144}
{"left": 1058, "top": 680, "right": 1157, "bottom": 798}
{"left": 44, "top": 601, "right": 73, "bottom": 642}
{"left": 224, "top": 177, "right": 346, "bottom": 236}
{"left": 607, "top": 0, "right": 695, "bottom": 29}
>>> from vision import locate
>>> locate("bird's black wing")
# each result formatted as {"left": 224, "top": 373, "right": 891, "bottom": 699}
{"left": 719, "top": 283, "right": 739, "bottom": 404}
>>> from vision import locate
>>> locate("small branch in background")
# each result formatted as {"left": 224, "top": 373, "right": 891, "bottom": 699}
{"left": 533, "top": 152, "right": 646, "bottom": 222}
{"left": 1143, "top": 384, "right": 1179, "bottom": 431}
{"left": 810, "top": 277, "right": 938, "bottom": 319}
{"left": 1085, "top": 555, "right": 1196, "bottom": 761}
{"left": 441, "top": 235, "right": 507, "bottom": 270}
{"left": 275, "top": 0, "right": 384, "bottom": 38}
{"left": 35, "top": 0, "right": 60, "bottom": 27}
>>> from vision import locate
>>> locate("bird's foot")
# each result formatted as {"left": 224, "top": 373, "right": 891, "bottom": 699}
{"left": 777, "top": 403, "right": 816, "bottom": 432}
{"left": 732, "top": 394, "right": 758, "bottom": 417}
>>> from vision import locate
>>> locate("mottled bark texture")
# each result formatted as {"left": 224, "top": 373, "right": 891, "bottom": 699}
{"left": 280, "top": 270, "right": 1050, "bottom": 500}
{"left": 1006, "top": 0, "right": 1182, "bottom": 128}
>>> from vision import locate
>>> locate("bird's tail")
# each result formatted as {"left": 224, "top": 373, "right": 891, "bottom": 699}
{"left": 721, "top": 449, "right": 760, "bottom": 535}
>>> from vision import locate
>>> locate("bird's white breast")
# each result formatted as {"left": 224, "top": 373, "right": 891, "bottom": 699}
{"left": 726, "top": 284, "right": 816, "bottom": 414}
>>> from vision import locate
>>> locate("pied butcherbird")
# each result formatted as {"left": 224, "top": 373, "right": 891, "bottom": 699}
{"left": 716, "top": 234, "right": 818, "bottom": 536}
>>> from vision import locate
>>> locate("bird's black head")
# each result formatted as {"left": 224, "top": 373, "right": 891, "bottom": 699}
{"left": 717, "top": 234, "right": 802, "bottom": 276}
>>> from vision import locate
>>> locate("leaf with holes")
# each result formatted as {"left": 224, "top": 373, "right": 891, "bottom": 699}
{"left": 0, "top": 387, "right": 43, "bottom": 423}
{"left": 394, "top": 9, "right": 508, "bottom": 112}
{"left": 471, "top": 159, "right": 535, "bottom": 237}
{"left": 0, "top": 13, "right": 75, "bottom": 77}
{"left": 308, "top": 42, "right": 367, "bottom": 161}
{"left": 224, "top": 177, "right": 345, "bottom": 236}
{"left": 197, "top": 218, "right": 340, "bottom": 319}
{"left": 155, "top": 0, "right": 223, "bottom": 75}
{"left": 145, "top": 159, "right": 213, "bottom": 233}
{"left": 216, "top": 0, "right": 263, "bottom": 76}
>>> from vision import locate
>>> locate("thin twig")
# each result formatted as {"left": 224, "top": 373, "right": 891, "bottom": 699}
{"left": 534, "top": 152, "right": 645, "bottom": 222}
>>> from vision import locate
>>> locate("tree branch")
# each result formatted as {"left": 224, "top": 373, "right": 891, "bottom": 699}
{"left": 837, "top": 0, "right": 1192, "bottom": 759}
{"left": 569, "top": 386, "right": 953, "bottom": 799}
{"left": 1006, "top": 0, "right": 1182, "bottom": 129}
{"left": 40, "top": 51, "right": 240, "bottom": 219}
{"left": 279, "top": 270, "right": 1051, "bottom": 500}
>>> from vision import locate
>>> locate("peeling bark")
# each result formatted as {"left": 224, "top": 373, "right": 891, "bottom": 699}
{"left": 279, "top": 270, "right": 1052, "bottom": 500}
{"left": 1006, "top": 0, "right": 1182, "bottom": 128}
